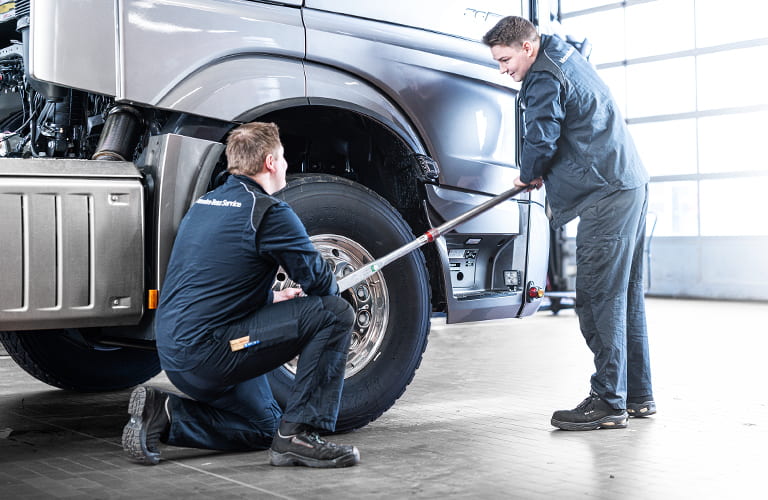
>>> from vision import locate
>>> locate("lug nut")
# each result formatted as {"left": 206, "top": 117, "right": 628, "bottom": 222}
{"left": 357, "top": 310, "right": 371, "bottom": 328}
{"left": 356, "top": 285, "right": 370, "bottom": 300}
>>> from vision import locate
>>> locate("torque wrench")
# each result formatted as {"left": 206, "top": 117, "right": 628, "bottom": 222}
{"left": 230, "top": 183, "right": 529, "bottom": 352}
{"left": 335, "top": 184, "right": 528, "bottom": 292}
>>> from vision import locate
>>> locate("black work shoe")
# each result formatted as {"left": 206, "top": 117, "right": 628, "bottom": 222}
{"left": 122, "top": 386, "right": 170, "bottom": 465}
{"left": 627, "top": 400, "right": 657, "bottom": 417}
{"left": 551, "top": 394, "right": 628, "bottom": 431}
{"left": 269, "top": 429, "right": 360, "bottom": 468}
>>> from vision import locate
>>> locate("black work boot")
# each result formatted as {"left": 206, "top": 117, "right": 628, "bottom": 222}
{"left": 269, "top": 428, "right": 360, "bottom": 468}
{"left": 551, "top": 393, "right": 628, "bottom": 431}
{"left": 122, "top": 386, "right": 170, "bottom": 465}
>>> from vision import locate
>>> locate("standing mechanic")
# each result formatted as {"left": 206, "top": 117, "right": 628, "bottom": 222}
{"left": 483, "top": 17, "right": 655, "bottom": 430}
{"left": 122, "top": 122, "right": 360, "bottom": 467}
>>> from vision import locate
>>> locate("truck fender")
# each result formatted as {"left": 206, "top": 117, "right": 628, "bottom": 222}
{"left": 300, "top": 62, "right": 426, "bottom": 155}
{"left": 154, "top": 55, "right": 308, "bottom": 122}
{"left": 155, "top": 56, "right": 427, "bottom": 156}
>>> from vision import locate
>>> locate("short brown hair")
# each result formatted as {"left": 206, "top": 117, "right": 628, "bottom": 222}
{"left": 482, "top": 16, "right": 539, "bottom": 47}
{"left": 225, "top": 122, "right": 282, "bottom": 176}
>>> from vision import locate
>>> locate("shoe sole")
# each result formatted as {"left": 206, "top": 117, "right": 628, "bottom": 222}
{"left": 627, "top": 402, "right": 656, "bottom": 417}
{"left": 551, "top": 413, "right": 628, "bottom": 431}
{"left": 122, "top": 387, "right": 161, "bottom": 465}
{"left": 269, "top": 447, "right": 360, "bottom": 468}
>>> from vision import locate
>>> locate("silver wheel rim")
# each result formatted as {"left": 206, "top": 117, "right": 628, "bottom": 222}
{"left": 272, "top": 234, "right": 389, "bottom": 379}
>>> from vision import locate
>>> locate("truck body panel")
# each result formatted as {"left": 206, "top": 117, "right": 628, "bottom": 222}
{"left": 29, "top": 0, "right": 118, "bottom": 96}
{"left": 302, "top": 7, "right": 521, "bottom": 195}
{"left": 0, "top": 159, "right": 144, "bottom": 329}
{"left": 5, "top": 0, "right": 553, "bottom": 330}
{"left": 304, "top": 0, "right": 520, "bottom": 41}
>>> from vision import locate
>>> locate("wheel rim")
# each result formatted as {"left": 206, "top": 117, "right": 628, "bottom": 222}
{"left": 273, "top": 234, "right": 389, "bottom": 378}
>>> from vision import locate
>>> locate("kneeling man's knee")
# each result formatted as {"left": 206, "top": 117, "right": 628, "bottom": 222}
{"left": 321, "top": 295, "right": 355, "bottom": 329}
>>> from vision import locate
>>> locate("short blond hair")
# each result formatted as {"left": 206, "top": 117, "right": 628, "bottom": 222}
{"left": 482, "top": 16, "right": 539, "bottom": 48}
{"left": 225, "top": 122, "right": 281, "bottom": 176}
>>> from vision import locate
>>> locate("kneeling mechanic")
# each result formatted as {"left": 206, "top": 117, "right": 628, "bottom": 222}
{"left": 122, "top": 122, "right": 359, "bottom": 468}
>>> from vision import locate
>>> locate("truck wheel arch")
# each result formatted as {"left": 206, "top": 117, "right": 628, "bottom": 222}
{"left": 154, "top": 56, "right": 427, "bottom": 158}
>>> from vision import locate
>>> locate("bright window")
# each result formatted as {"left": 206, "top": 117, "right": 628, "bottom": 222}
{"left": 625, "top": 57, "right": 696, "bottom": 119}
{"left": 560, "top": 0, "right": 618, "bottom": 13}
{"left": 647, "top": 181, "right": 699, "bottom": 237}
{"left": 700, "top": 177, "right": 768, "bottom": 236}
{"left": 559, "top": 0, "right": 768, "bottom": 238}
{"left": 559, "top": 8, "right": 625, "bottom": 65}
{"left": 697, "top": 45, "right": 768, "bottom": 111}
{"left": 629, "top": 119, "right": 697, "bottom": 177}
{"left": 696, "top": 0, "right": 768, "bottom": 48}
{"left": 625, "top": 0, "right": 695, "bottom": 59}
{"left": 698, "top": 111, "right": 768, "bottom": 174}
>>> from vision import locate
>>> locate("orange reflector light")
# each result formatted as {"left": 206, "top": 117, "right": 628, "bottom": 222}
{"left": 148, "top": 289, "right": 159, "bottom": 309}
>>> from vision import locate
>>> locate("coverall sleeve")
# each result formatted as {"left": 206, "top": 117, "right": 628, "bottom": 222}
{"left": 258, "top": 203, "right": 339, "bottom": 297}
{"left": 520, "top": 71, "right": 566, "bottom": 183}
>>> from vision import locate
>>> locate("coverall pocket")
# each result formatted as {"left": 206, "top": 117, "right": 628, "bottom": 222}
{"left": 244, "top": 318, "right": 299, "bottom": 351}
{"left": 577, "top": 234, "right": 629, "bottom": 299}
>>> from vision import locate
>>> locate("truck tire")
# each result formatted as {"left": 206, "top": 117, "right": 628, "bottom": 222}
{"left": 269, "top": 174, "right": 431, "bottom": 432}
{"left": 0, "top": 330, "right": 161, "bottom": 392}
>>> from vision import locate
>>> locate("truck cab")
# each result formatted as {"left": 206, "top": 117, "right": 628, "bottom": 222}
{"left": 0, "top": 0, "right": 552, "bottom": 431}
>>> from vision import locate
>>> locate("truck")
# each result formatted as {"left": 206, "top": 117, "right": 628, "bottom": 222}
{"left": 0, "top": 0, "right": 554, "bottom": 432}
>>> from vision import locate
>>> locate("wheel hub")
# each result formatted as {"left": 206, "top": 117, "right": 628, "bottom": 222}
{"left": 272, "top": 234, "right": 389, "bottom": 378}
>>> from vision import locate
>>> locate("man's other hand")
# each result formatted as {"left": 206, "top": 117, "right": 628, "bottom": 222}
{"left": 514, "top": 176, "right": 543, "bottom": 192}
{"left": 273, "top": 286, "right": 304, "bottom": 302}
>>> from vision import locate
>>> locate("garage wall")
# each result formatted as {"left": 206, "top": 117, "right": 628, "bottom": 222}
{"left": 559, "top": 0, "right": 768, "bottom": 300}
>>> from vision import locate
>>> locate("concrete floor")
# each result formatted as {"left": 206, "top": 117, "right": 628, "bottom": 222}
{"left": 1, "top": 298, "right": 767, "bottom": 499}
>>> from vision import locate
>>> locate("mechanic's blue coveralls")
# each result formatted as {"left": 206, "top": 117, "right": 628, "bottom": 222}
{"left": 520, "top": 34, "right": 653, "bottom": 409}
{"left": 155, "top": 174, "right": 353, "bottom": 451}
